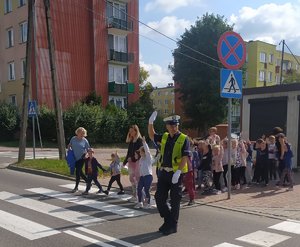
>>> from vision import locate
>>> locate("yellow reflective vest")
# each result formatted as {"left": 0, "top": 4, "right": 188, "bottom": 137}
{"left": 160, "top": 132, "right": 188, "bottom": 173}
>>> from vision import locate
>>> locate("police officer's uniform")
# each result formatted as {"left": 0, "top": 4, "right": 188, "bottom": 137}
{"left": 154, "top": 115, "right": 190, "bottom": 235}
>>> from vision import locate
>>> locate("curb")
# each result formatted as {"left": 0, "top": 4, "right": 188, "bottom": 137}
{"left": 8, "top": 164, "right": 74, "bottom": 181}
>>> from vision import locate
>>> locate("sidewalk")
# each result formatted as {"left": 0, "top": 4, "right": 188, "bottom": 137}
{"left": 2, "top": 146, "right": 300, "bottom": 221}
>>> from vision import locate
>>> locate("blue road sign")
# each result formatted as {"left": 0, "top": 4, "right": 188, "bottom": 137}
{"left": 220, "top": 69, "right": 242, "bottom": 99}
{"left": 28, "top": 100, "right": 37, "bottom": 117}
{"left": 217, "top": 31, "right": 246, "bottom": 70}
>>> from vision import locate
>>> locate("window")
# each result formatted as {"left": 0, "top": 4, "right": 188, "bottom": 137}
{"left": 171, "top": 99, "right": 174, "bottom": 105}
{"left": 275, "top": 75, "right": 280, "bottom": 84}
{"left": 269, "top": 54, "right": 273, "bottom": 64}
{"left": 165, "top": 99, "right": 168, "bottom": 105}
{"left": 7, "top": 28, "right": 14, "bottom": 47}
{"left": 4, "top": 0, "right": 12, "bottom": 13}
{"left": 21, "top": 58, "right": 26, "bottom": 78}
{"left": 157, "top": 91, "right": 161, "bottom": 96}
{"left": 164, "top": 109, "right": 168, "bottom": 114}
{"left": 20, "top": 21, "right": 27, "bottom": 43}
{"left": 19, "top": 0, "right": 26, "bottom": 7}
{"left": 296, "top": 64, "right": 299, "bottom": 71}
{"left": 108, "top": 65, "right": 127, "bottom": 83}
{"left": 108, "top": 96, "right": 126, "bottom": 108}
{"left": 108, "top": 34, "right": 127, "bottom": 52}
{"left": 260, "top": 52, "right": 266, "bottom": 63}
{"left": 9, "top": 95, "right": 17, "bottom": 106}
{"left": 259, "top": 70, "right": 265, "bottom": 81}
{"left": 106, "top": 1, "right": 127, "bottom": 20}
{"left": 267, "top": 72, "right": 272, "bottom": 82}
{"left": 165, "top": 91, "right": 168, "bottom": 95}
{"left": 157, "top": 99, "right": 161, "bottom": 105}
{"left": 8, "top": 62, "right": 15, "bottom": 80}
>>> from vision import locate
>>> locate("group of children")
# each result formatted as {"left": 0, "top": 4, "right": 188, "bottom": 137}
{"left": 71, "top": 126, "right": 294, "bottom": 209}
{"left": 182, "top": 127, "right": 294, "bottom": 202}
{"left": 78, "top": 136, "right": 155, "bottom": 210}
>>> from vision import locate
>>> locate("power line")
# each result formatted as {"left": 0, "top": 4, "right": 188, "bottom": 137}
{"left": 284, "top": 41, "right": 300, "bottom": 66}
{"left": 69, "top": 0, "right": 222, "bottom": 71}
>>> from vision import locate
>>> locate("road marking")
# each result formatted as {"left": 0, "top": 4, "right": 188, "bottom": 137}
{"left": 236, "top": 230, "right": 290, "bottom": 247}
{"left": 60, "top": 184, "right": 132, "bottom": 200}
{"left": 0, "top": 209, "right": 60, "bottom": 240}
{"left": 269, "top": 220, "right": 300, "bottom": 234}
{"left": 0, "top": 191, "right": 105, "bottom": 226}
{"left": 213, "top": 243, "right": 243, "bottom": 247}
{"left": 27, "top": 187, "right": 148, "bottom": 217}
{"left": 77, "top": 227, "right": 140, "bottom": 247}
{"left": 64, "top": 230, "right": 115, "bottom": 247}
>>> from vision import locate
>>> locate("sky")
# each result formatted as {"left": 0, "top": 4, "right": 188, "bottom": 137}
{"left": 138, "top": 0, "right": 300, "bottom": 87}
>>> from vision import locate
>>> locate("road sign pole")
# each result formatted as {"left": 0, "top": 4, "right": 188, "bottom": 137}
{"left": 227, "top": 98, "right": 232, "bottom": 199}
{"left": 32, "top": 116, "right": 36, "bottom": 159}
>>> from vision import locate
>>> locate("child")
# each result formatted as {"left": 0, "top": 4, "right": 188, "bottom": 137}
{"left": 254, "top": 139, "right": 269, "bottom": 186}
{"left": 206, "top": 127, "right": 221, "bottom": 145}
{"left": 198, "top": 142, "right": 212, "bottom": 195}
{"left": 82, "top": 148, "right": 106, "bottom": 195}
{"left": 221, "top": 139, "right": 229, "bottom": 192}
{"left": 211, "top": 145, "right": 224, "bottom": 194}
{"left": 183, "top": 151, "right": 196, "bottom": 205}
{"left": 103, "top": 152, "right": 125, "bottom": 195}
{"left": 134, "top": 137, "right": 153, "bottom": 209}
{"left": 277, "top": 134, "right": 294, "bottom": 191}
{"left": 268, "top": 135, "right": 277, "bottom": 180}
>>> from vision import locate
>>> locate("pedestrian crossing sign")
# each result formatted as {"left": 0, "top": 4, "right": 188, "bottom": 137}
{"left": 220, "top": 69, "right": 242, "bottom": 99}
{"left": 28, "top": 100, "right": 37, "bottom": 117}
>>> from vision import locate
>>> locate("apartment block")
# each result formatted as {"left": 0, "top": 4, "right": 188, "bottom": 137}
{"left": 245, "top": 40, "right": 300, "bottom": 88}
{"left": 151, "top": 83, "right": 175, "bottom": 117}
{"left": 0, "top": 0, "right": 139, "bottom": 109}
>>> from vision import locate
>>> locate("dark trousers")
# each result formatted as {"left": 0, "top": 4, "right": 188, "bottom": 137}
{"left": 155, "top": 170, "right": 183, "bottom": 227}
{"left": 74, "top": 159, "right": 87, "bottom": 189}
{"left": 137, "top": 175, "right": 153, "bottom": 203}
{"left": 213, "top": 171, "right": 222, "bottom": 190}
{"left": 85, "top": 175, "right": 103, "bottom": 192}
{"left": 222, "top": 164, "right": 228, "bottom": 187}
{"left": 107, "top": 174, "right": 124, "bottom": 191}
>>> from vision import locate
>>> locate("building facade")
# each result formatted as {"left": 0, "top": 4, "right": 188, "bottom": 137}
{"left": 0, "top": 0, "right": 139, "bottom": 110}
{"left": 151, "top": 83, "right": 175, "bottom": 118}
{"left": 244, "top": 40, "right": 300, "bottom": 88}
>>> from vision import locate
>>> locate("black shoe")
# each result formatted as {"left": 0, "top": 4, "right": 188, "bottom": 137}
{"left": 96, "top": 189, "right": 102, "bottom": 194}
{"left": 162, "top": 226, "right": 177, "bottom": 235}
{"left": 103, "top": 190, "right": 109, "bottom": 195}
{"left": 117, "top": 190, "right": 125, "bottom": 195}
{"left": 71, "top": 188, "right": 78, "bottom": 193}
{"left": 158, "top": 222, "right": 168, "bottom": 233}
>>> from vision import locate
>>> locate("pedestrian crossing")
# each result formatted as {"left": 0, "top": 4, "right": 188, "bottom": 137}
{"left": 213, "top": 220, "right": 300, "bottom": 247}
{"left": 0, "top": 184, "right": 147, "bottom": 246}
{"left": 0, "top": 151, "right": 59, "bottom": 159}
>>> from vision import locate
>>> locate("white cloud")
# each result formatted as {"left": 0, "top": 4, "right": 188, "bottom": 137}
{"left": 140, "top": 16, "right": 192, "bottom": 38}
{"left": 145, "top": 0, "right": 203, "bottom": 13}
{"left": 231, "top": 3, "right": 300, "bottom": 54}
{"left": 140, "top": 61, "right": 173, "bottom": 88}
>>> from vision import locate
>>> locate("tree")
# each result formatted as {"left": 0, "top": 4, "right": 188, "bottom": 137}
{"left": 283, "top": 69, "right": 300, "bottom": 84}
{"left": 170, "top": 13, "right": 233, "bottom": 134}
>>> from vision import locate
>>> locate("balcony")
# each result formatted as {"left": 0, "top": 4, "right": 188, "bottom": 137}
{"left": 107, "top": 17, "right": 133, "bottom": 35}
{"left": 109, "top": 49, "right": 134, "bottom": 64}
{"left": 108, "top": 81, "right": 135, "bottom": 96}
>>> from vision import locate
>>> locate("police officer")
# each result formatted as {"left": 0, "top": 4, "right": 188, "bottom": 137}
{"left": 148, "top": 111, "right": 190, "bottom": 235}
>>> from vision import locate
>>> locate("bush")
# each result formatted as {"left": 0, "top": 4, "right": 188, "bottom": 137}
{"left": 36, "top": 105, "right": 56, "bottom": 141}
{"left": 63, "top": 103, "right": 103, "bottom": 144}
{"left": 0, "top": 102, "right": 20, "bottom": 140}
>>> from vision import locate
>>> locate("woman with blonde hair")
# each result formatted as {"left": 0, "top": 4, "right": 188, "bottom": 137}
{"left": 123, "top": 125, "right": 143, "bottom": 202}
{"left": 68, "top": 127, "right": 90, "bottom": 192}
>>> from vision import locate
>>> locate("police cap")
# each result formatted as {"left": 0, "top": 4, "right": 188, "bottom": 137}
{"left": 163, "top": 115, "right": 180, "bottom": 125}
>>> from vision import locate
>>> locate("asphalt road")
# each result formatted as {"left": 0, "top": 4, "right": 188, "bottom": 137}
{"left": 1, "top": 169, "right": 300, "bottom": 247}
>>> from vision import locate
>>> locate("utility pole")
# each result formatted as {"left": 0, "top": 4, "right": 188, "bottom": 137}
{"left": 44, "top": 0, "right": 66, "bottom": 159}
{"left": 280, "top": 39, "right": 285, "bottom": 85}
{"left": 18, "top": 0, "right": 34, "bottom": 162}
